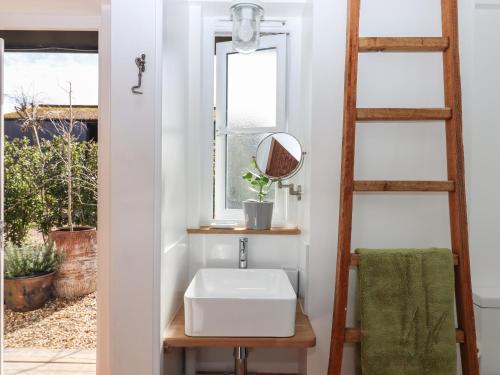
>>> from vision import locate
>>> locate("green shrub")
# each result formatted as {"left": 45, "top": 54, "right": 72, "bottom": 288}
{"left": 4, "top": 242, "right": 61, "bottom": 278}
{"left": 3, "top": 136, "right": 98, "bottom": 243}
{"left": 69, "top": 138, "right": 98, "bottom": 228}
{"left": 41, "top": 136, "right": 98, "bottom": 233}
{"left": 4, "top": 137, "right": 44, "bottom": 245}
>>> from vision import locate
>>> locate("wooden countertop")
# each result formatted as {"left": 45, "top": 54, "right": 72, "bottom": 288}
{"left": 187, "top": 227, "right": 301, "bottom": 235}
{"left": 163, "top": 303, "right": 316, "bottom": 351}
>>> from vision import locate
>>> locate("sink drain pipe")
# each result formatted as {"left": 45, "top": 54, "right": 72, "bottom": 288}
{"left": 233, "top": 347, "right": 248, "bottom": 375}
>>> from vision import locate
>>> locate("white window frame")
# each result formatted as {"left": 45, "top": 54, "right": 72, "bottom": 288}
{"left": 214, "top": 34, "right": 288, "bottom": 223}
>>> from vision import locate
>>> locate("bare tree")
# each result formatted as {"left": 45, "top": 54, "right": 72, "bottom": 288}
{"left": 49, "top": 82, "right": 88, "bottom": 231}
{"left": 12, "top": 90, "right": 45, "bottom": 149}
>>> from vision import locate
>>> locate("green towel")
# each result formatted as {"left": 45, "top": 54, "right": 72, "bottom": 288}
{"left": 356, "top": 248, "right": 457, "bottom": 375}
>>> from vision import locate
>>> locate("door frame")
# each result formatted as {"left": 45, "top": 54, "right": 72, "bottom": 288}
{"left": 0, "top": 37, "right": 5, "bottom": 375}
{"left": 0, "top": 13, "right": 108, "bottom": 374}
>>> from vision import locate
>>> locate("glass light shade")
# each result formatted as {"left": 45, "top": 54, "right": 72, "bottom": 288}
{"left": 230, "top": 1, "right": 264, "bottom": 54}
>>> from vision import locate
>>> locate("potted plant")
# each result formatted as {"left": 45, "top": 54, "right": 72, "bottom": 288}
{"left": 46, "top": 83, "right": 97, "bottom": 299}
{"left": 242, "top": 159, "right": 274, "bottom": 230}
{"left": 4, "top": 242, "right": 60, "bottom": 312}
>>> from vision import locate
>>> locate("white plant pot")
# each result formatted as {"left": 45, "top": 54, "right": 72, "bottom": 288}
{"left": 243, "top": 200, "right": 274, "bottom": 230}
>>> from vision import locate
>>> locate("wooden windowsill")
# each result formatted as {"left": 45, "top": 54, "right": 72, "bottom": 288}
{"left": 187, "top": 227, "right": 301, "bottom": 235}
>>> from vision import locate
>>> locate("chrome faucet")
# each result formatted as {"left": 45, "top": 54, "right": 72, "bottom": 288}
{"left": 239, "top": 237, "right": 248, "bottom": 269}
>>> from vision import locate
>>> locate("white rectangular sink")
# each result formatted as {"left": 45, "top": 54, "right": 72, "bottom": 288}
{"left": 184, "top": 268, "right": 297, "bottom": 337}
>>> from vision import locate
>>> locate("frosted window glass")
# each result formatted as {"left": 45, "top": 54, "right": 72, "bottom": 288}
{"left": 225, "top": 134, "right": 275, "bottom": 209}
{"left": 226, "top": 48, "right": 277, "bottom": 129}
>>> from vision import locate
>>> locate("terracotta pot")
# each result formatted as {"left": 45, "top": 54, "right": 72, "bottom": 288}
{"left": 4, "top": 272, "right": 55, "bottom": 312}
{"left": 49, "top": 226, "right": 97, "bottom": 298}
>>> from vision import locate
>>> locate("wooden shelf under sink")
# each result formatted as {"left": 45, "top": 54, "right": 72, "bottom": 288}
{"left": 187, "top": 227, "right": 301, "bottom": 235}
{"left": 163, "top": 303, "right": 316, "bottom": 351}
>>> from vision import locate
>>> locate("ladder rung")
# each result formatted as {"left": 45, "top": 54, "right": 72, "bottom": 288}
{"left": 350, "top": 253, "right": 459, "bottom": 267}
{"left": 356, "top": 108, "right": 452, "bottom": 121}
{"left": 345, "top": 328, "right": 464, "bottom": 343}
{"left": 353, "top": 180, "right": 456, "bottom": 192}
{"left": 358, "top": 37, "right": 449, "bottom": 52}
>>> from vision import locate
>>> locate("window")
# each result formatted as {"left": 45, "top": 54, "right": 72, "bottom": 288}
{"left": 214, "top": 34, "right": 287, "bottom": 222}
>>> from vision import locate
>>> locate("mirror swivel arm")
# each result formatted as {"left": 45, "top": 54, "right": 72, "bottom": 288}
{"left": 278, "top": 181, "right": 302, "bottom": 201}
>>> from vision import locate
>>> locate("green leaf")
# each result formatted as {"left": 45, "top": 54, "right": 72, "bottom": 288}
{"left": 241, "top": 158, "right": 272, "bottom": 201}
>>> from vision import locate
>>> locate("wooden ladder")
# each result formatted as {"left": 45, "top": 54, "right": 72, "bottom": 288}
{"left": 327, "top": 0, "right": 479, "bottom": 374}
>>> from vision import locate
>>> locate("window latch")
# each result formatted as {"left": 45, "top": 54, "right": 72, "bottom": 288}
{"left": 215, "top": 129, "right": 237, "bottom": 136}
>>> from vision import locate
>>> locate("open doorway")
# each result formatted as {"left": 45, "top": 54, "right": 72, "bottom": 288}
{"left": 1, "top": 31, "right": 98, "bottom": 375}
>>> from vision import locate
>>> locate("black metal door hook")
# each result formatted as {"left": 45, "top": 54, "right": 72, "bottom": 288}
{"left": 131, "top": 53, "right": 146, "bottom": 94}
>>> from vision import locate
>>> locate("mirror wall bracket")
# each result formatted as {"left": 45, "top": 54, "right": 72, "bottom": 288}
{"left": 131, "top": 54, "right": 146, "bottom": 94}
{"left": 278, "top": 181, "right": 302, "bottom": 201}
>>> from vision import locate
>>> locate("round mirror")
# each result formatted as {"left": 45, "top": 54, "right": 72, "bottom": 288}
{"left": 255, "top": 132, "right": 304, "bottom": 180}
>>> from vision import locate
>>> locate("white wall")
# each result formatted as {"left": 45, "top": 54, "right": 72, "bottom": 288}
{"left": 193, "top": 347, "right": 302, "bottom": 374}
{"left": 100, "top": 0, "right": 163, "bottom": 374}
{"left": 0, "top": 0, "right": 100, "bottom": 15}
{"left": 0, "top": 0, "right": 100, "bottom": 30}
{"left": 305, "top": 0, "right": 345, "bottom": 372}
{"left": 466, "top": 1, "right": 500, "bottom": 288}
{"left": 161, "top": 0, "right": 191, "bottom": 373}
{"left": 189, "top": 234, "right": 300, "bottom": 277}
{"left": 100, "top": 0, "right": 193, "bottom": 373}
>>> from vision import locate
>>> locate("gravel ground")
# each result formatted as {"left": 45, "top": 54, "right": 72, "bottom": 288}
{"left": 4, "top": 293, "right": 97, "bottom": 349}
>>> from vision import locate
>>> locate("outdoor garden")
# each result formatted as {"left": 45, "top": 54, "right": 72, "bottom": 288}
{"left": 3, "top": 88, "right": 98, "bottom": 349}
